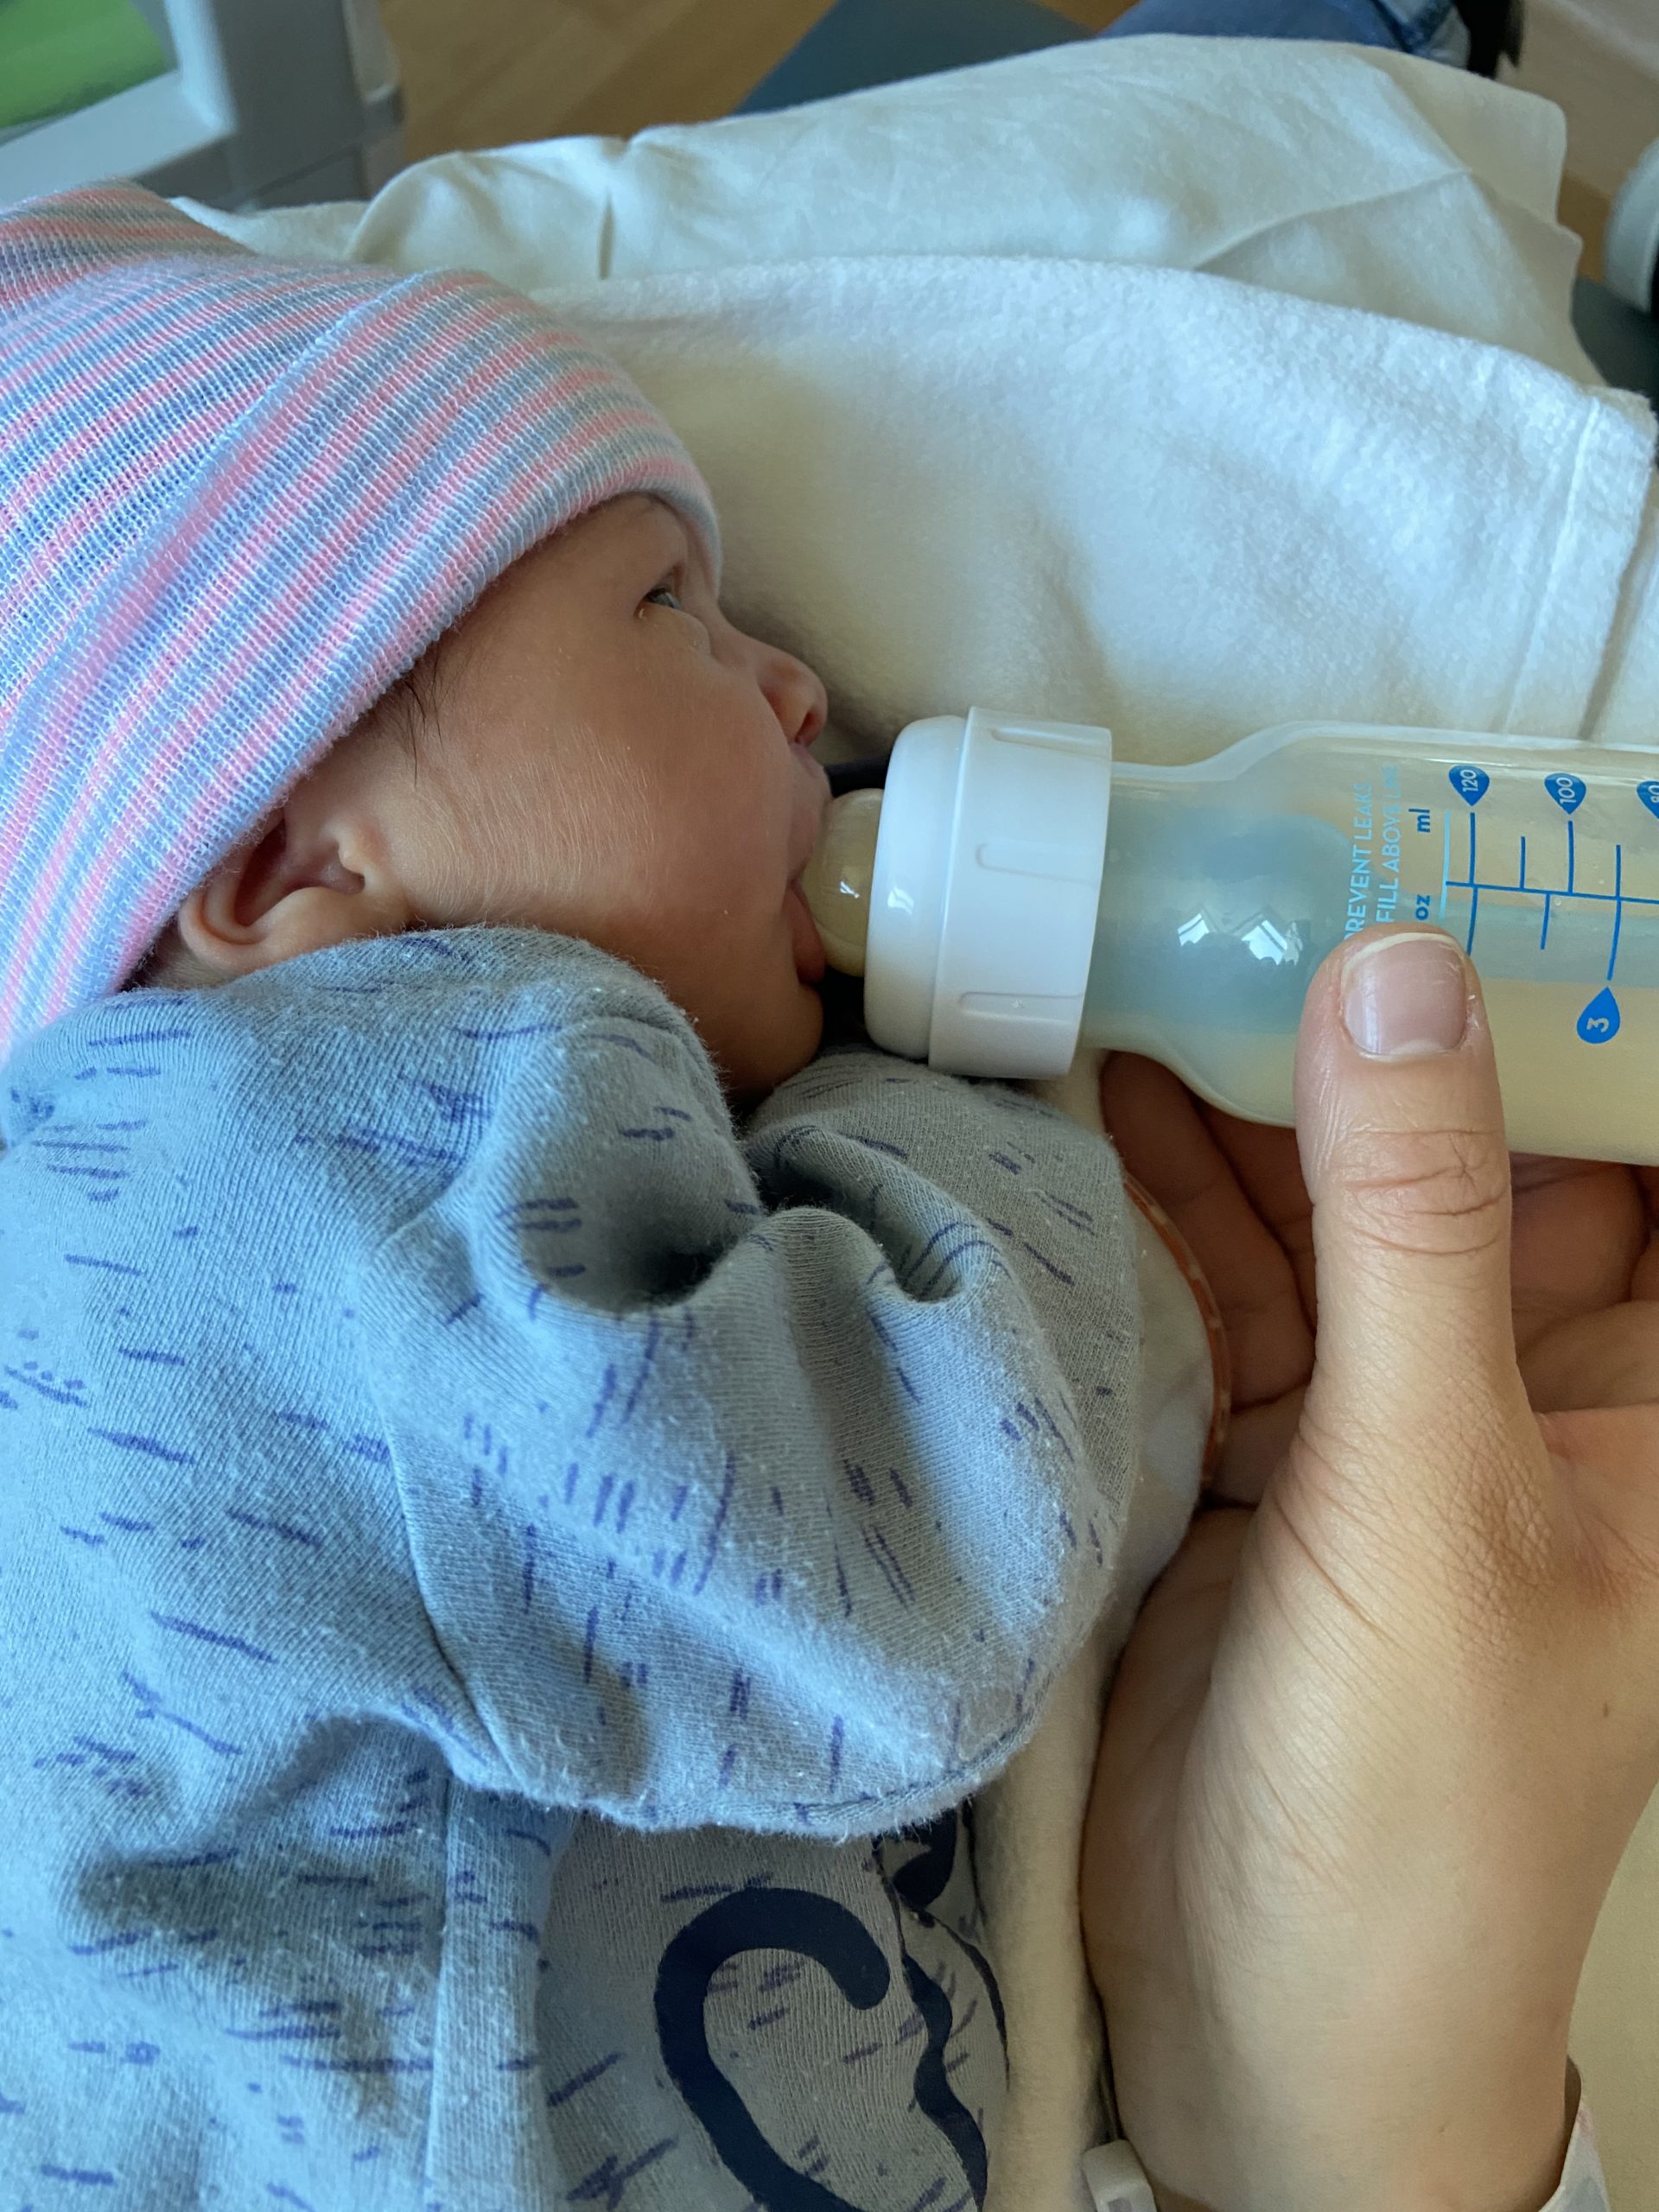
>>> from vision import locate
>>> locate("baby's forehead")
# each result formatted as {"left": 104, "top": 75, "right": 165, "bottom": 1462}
{"left": 486, "top": 493, "right": 685, "bottom": 607}
{"left": 585, "top": 490, "right": 691, "bottom": 563}
{"left": 365, "top": 493, "right": 698, "bottom": 743}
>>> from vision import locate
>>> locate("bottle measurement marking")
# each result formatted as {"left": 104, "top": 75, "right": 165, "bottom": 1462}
{"left": 1440, "top": 765, "right": 1652, "bottom": 1043}
{"left": 1444, "top": 831, "right": 1647, "bottom": 976}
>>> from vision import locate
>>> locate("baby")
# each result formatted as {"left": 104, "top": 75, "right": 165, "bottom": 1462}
{"left": 0, "top": 184, "right": 1205, "bottom": 2210}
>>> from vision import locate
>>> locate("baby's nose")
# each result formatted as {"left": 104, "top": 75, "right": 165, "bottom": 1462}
{"left": 766, "top": 652, "right": 828, "bottom": 749}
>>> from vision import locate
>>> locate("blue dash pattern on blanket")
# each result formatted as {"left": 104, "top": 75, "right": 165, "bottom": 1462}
{"left": 0, "top": 923, "right": 1139, "bottom": 2209}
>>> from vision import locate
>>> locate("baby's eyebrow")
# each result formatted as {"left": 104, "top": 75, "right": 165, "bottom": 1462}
{"left": 650, "top": 499, "right": 709, "bottom": 592}
{"left": 637, "top": 492, "right": 682, "bottom": 539}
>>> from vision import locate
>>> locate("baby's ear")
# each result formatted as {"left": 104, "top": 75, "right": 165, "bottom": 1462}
{"left": 169, "top": 791, "right": 414, "bottom": 982}
{"left": 125, "top": 915, "right": 219, "bottom": 994}
{"left": 165, "top": 817, "right": 287, "bottom": 983}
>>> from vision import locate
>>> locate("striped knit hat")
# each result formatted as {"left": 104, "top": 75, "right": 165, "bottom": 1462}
{"left": 0, "top": 180, "right": 721, "bottom": 1068}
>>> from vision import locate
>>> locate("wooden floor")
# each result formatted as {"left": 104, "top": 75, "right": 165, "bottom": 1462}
{"left": 376, "top": 0, "right": 1610, "bottom": 276}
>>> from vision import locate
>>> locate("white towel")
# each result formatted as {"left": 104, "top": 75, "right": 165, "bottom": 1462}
{"left": 180, "top": 37, "right": 1659, "bottom": 774}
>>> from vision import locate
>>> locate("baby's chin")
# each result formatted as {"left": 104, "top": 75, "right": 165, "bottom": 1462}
{"left": 720, "top": 972, "right": 826, "bottom": 1104}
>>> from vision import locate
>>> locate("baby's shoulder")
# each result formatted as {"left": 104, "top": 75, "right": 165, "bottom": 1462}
{"left": 0, "top": 926, "right": 721, "bottom": 1227}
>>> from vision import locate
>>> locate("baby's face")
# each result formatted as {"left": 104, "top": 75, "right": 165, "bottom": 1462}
{"left": 168, "top": 493, "right": 833, "bottom": 1099}
{"left": 389, "top": 494, "right": 832, "bottom": 1095}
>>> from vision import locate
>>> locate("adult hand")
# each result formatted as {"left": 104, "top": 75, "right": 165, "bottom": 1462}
{"left": 1081, "top": 924, "right": 1659, "bottom": 2212}
{"left": 1097, "top": 982, "right": 1659, "bottom": 1510}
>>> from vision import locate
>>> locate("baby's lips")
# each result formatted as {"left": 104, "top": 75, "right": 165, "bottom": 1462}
{"left": 787, "top": 877, "right": 828, "bottom": 984}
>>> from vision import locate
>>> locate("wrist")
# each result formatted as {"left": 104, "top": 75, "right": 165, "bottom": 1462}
{"left": 1139, "top": 2064, "right": 1577, "bottom": 2212}
{"left": 1356, "top": 2053, "right": 1577, "bottom": 2212}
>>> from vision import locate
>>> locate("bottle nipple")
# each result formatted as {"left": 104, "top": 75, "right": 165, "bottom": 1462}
{"left": 801, "top": 788, "right": 883, "bottom": 977}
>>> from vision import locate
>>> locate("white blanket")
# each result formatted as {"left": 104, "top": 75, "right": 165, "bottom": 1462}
{"left": 174, "top": 35, "right": 1659, "bottom": 2209}
{"left": 178, "top": 36, "right": 1659, "bottom": 769}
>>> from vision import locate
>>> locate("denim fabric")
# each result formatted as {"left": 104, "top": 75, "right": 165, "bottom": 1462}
{"left": 1099, "top": 0, "right": 1469, "bottom": 67}
{"left": 736, "top": 0, "right": 1469, "bottom": 121}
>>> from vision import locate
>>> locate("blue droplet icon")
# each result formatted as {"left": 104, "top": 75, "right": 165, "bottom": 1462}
{"left": 1638, "top": 781, "right": 1659, "bottom": 821}
{"left": 1546, "top": 772, "right": 1586, "bottom": 816}
{"left": 1448, "top": 763, "right": 1490, "bottom": 805}
{"left": 1576, "top": 987, "right": 1622, "bottom": 1044}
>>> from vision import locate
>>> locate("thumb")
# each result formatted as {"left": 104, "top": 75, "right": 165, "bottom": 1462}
{"left": 1294, "top": 925, "right": 1531, "bottom": 1486}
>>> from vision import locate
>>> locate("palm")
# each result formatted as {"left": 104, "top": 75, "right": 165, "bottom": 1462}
{"left": 1087, "top": 1053, "right": 1659, "bottom": 2196}
{"left": 1099, "top": 1054, "right": 1659, "bottom": 1502}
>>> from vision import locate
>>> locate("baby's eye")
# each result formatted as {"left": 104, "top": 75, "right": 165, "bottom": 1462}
{"left": 644, "top": 583, "right": 685, "bottom": 613}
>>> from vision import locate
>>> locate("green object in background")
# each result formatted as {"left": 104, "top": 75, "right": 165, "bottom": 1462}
{"left": 0, "top": 0, "right": 170, "bottom": 131}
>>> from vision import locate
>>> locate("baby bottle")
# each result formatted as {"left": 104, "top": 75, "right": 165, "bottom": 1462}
{"left": 801, "top": 708, "right": 1659, "bottom": 1165}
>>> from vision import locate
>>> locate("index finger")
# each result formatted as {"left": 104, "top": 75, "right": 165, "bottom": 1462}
{"left": 1200, "top": 1106, "right": 1317, "bottom": 1332}
{"left": 1099, "top": 1052, "right": 1313, "bottom": 1412}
